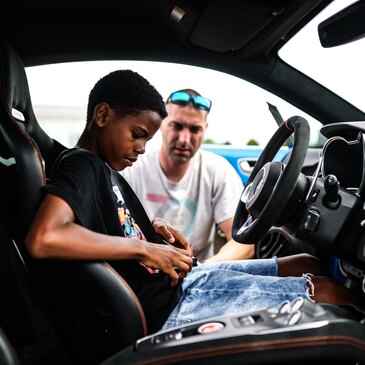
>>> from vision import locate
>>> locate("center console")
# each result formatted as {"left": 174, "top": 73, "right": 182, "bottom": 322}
{"left": 102, "top": 298, "right": 365, "bottom": 364}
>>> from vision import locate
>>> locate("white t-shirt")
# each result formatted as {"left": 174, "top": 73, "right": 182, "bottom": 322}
{"left": 120, "top": 149, "right": 243, "bottom": 261}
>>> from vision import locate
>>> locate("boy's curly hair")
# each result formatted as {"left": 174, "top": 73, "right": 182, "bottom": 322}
{"left": 86, "top": 69, "right": 167, "bottom": 125}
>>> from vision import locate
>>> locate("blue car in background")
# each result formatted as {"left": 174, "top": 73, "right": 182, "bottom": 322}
{"left": 202, "top": 144, "right": 290, "bottom": 185}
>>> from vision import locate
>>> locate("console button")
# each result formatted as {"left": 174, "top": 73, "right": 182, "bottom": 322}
{"left": 290, "top": 297, "right": 304, "bottom": 312}
{"left": 238, "top": 315, "right": 256, "bottom": 326}
{"left": 198, "top": 322, "right": 225, "bottom": 334}
{"left": 151, "top": 335, "right": 163, "bottom": 345}
{"left": 150, "top": 331, "right": 183, "bottom": 345}
{"left": 285, "top": 310, "right": 302, "bottom": 326}
{"left": 277, "top": 300, "right": 291, "bottom": 314}
{"left": 165, "top": 331, "right": 182, "bottom": 341}
{"left": 302, "top": 209, "right": 320, "bottom": 232}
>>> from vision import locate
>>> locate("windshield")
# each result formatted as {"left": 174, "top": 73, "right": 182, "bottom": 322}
{"left": 26, "top": 61, "right": 322, "bottom": 150}
{"left": 279, "top": 0, "right": 365, "bottom": 113}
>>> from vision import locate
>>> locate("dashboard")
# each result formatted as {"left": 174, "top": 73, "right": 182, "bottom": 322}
{"left": 256, "top": 121, "right": 365, "bottom": 289}
{"left": 294, "top": 121, "right": 365, "bottom": 282}
{"left": 321, "top": 123, "right": 365, "bottom": 194}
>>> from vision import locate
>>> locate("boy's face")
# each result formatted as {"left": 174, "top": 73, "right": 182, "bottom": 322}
{"left": 96, "top": 105, "right": 162, "bottom": 171}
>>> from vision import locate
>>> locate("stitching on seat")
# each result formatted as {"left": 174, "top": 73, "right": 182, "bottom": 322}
{"left": 102, "top": 261, "right": 148, "bottom": 336}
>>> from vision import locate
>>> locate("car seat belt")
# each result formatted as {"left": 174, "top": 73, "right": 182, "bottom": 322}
{"left": 110, "top": 168, "right": 198, "bottom": 266}
{"left": 109, "top": 169, "right": 162, "bottom": 244}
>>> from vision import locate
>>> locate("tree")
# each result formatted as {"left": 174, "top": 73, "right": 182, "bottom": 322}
{"left": 247, "top": 138, "right": 259, "bottom": 146}
{"left": 203, "top": 138, "right": 215, "bottom": 144}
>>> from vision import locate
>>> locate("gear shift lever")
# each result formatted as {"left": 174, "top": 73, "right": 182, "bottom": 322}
{"left": 324, "top": 174, "right": 340, "bottom": 208}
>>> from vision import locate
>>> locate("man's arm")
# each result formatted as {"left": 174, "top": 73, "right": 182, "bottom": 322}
{"left": 204, "top": 218, "right": 255, "bottom": 263}
{"left": 25, "top": 194, "right": 192, "bottom": 285}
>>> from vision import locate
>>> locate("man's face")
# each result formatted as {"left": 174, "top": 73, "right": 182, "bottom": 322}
{"left": 160, "top": 103, "right": 208, "bottom": 164}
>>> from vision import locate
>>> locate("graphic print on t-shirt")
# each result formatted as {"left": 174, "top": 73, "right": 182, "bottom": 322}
{"left": 112, "top": 185, "right": 145, "bottom": 240}
{"left": 146, "top": 193, "right": 197, "bottom": 236}
{"left": 112, "top": 184, "right": 159, "bottom": 274}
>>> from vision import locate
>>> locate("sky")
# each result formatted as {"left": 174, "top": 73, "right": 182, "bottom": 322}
{"left": 25, "top": 0, "right": 362, "bottom": 150}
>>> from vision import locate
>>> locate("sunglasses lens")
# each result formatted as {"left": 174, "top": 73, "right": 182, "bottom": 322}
{"left": 194, "top": 95, "right": 212, "bottom": 111}
{"left": 168, "top": 91, "right": 212, "bottom": 112}
{"left": 170, "top": 91, "right": 191, "bottom": 104}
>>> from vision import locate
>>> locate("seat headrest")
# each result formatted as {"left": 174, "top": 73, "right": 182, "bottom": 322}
{"left": 0, "top": 38, "right": 67, "bottom": 237}
{"left": 2, "top": 39, "right": 33, "bottom": 128}
{"left": 0, "top": 38, "right": 66, "bottom": 175}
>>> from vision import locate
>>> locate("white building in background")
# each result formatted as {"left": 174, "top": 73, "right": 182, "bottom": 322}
{"left": 34, "top": 104, "right": 163, "bottom": 152}
{"left": 34, "top": 105, "right": 85, "bottom": 148}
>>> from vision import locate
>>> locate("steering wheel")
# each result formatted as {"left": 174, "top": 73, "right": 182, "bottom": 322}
{"left": 232, "top": 116, "right": 310, "bottom": 244}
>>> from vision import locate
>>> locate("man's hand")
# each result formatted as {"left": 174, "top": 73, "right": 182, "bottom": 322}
{"left": 152, "top": 218, "right": 193, "bottom": 257}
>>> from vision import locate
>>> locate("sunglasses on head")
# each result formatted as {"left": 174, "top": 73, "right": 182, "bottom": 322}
{"left": 167, "top": 91, "right": 212, "bottom": 112}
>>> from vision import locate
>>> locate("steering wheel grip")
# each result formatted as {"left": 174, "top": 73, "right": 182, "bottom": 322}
{"left": 232, "top": 116, "right": 310, "bottom": 244}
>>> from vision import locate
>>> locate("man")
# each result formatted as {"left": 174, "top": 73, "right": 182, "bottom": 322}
{"left": 121, "top": 89, "right": 254, "bottom": 262}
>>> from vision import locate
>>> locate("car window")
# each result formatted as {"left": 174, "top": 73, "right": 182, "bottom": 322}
{"left": 279, "top": 0, "right": 365, "bottom": 114}
{"left": 26, "top": 61, "right": 323, "bottom": 150}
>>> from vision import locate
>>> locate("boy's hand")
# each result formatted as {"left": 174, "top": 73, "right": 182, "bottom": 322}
{"left": 152, "top": 218, "right": 193, "bottom": 257}
{"left": 140, "top": 241, "right": 193, "bottom": 286}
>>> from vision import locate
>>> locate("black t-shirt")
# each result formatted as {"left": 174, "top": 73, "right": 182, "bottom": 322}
{"left": 45, "top": 148, "right": 180, "bottom": 333}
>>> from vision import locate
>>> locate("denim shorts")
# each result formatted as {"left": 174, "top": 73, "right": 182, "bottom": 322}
{"left": 162, "top": 258, "right": 311, "bottom": 330}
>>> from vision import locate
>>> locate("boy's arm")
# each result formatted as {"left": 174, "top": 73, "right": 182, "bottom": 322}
{"left": 26, "top": 194, "right": 192, "bottom": 286}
